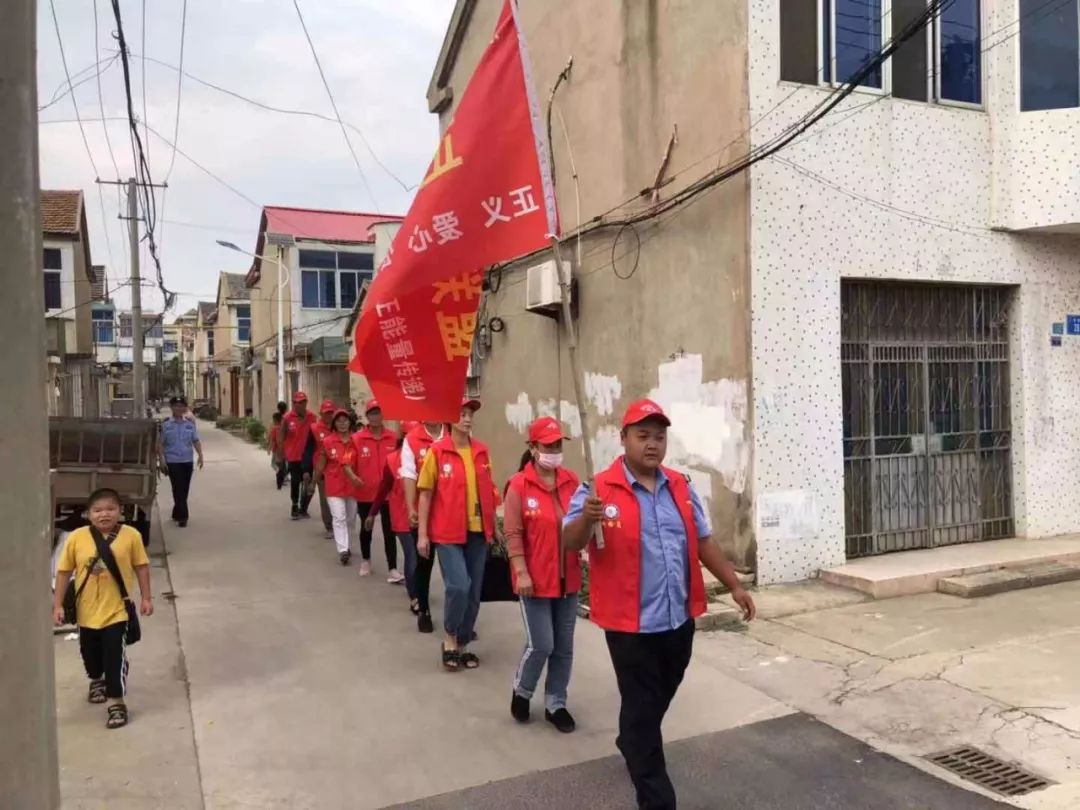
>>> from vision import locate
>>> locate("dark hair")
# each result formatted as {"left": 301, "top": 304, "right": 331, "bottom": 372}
{"left": 516, "top": 449, "right": 533, "bottom": 473}
{"left": 396, "top": 432, "right": 406, "bottom": 450}
{"left": 88, "top": 487, "right": 121, "bottom": 508}
{"left": 277, "top": 400, "right": 288, "bottom": 415}
{"left": 271, "top": 412, "right": 283, "bottom": 423}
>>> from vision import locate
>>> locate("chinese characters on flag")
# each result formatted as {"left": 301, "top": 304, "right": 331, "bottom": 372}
{"left": 349, "top": 0, "right": 557, "bottom": 421}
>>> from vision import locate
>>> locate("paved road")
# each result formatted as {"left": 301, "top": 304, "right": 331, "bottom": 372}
{"left": 56, "top": 425, "right": 1006, "bottom": 809}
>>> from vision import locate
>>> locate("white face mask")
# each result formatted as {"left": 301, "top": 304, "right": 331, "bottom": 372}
{"left": 536, "top": 452, "right": 563, "bottom": 470}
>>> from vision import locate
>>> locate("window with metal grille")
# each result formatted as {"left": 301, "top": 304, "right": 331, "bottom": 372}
{"left": 92, "top": 309, "right": 114, "bottom": 344}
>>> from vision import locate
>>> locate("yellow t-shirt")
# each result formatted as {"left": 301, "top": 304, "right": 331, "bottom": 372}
{"left": 57, "top": 525, "right": 149, "bottom": 629}
{"left": 417, "top": 446, "right": 483, "bottom": 533}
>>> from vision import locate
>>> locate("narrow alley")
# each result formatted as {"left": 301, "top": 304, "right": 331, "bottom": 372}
{"left": 54, "top": 426, "right": 1010, "bottom": 809}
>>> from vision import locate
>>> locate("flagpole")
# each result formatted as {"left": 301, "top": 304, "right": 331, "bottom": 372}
{"left": 509, "top": 0, "right": 604, "bottom": 547}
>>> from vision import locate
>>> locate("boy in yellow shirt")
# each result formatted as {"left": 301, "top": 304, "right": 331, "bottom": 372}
{"left": 53, "top": 488, "right": 153, "bottom": 729}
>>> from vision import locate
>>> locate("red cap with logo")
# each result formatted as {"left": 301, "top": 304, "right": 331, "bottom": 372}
{"left": 364, "top": 398, "right": 381, "bottom": 414}
{"left": 621, "top": 398, "right": 671, "bottom": 428}
{"left": 292, "top": 391, "right": 309, "bottom": 403}
{"left": 462, "top": 397, "right": 482, "bottom": 412}
{"left": 319, "top": 398, "right": 336, "bottom": 414}
{"left": 528, "top": 416, "right": 566, "bottom": 445}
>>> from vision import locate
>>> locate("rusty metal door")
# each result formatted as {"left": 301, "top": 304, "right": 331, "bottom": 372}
{"left": 841, "top": 282, "right": 1014, "bottom": 558}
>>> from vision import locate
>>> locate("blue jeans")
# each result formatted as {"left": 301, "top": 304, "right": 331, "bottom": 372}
{"left": 435, "top": 533, "right": 487, "bottom": 642}
{"left": 514, "top": 594, "right": 579, "bottom": 711}
{"left": 398, "top": 531, "right": 417, "bottom": 600}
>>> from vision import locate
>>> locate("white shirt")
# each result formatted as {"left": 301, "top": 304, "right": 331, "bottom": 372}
{"left": 398, "top": 425, "right": 445, "bottom": 480}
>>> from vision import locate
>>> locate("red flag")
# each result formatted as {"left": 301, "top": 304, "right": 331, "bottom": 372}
{"left": 349, "top": 0, "right": 556, "bottom": 421}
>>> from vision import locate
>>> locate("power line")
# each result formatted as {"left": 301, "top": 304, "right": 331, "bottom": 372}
{"left": 158, "top": 0, "right": 189, "bottom": 257}
{"left": 141, "top": 0, "right": 151, "bottom": 170}
{"left": 128, "top": 50, "right": 414, "bottom": 192}
{"left": 92, "top": 0, "right": 122, "bottom": 181}
{"left": 38, "top": 54, "right": 119, "bottom": 113}
{"left": 292, "top": 0, "right": 380, "bottom": 210}
{"left": 47, "top": 0, "right": 100, "bottom": 179}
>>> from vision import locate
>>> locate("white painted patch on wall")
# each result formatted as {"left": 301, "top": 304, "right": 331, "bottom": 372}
{"left": 559, "top": 400, "right": 582, "bottom": 438}
{"left": 590, "top": 424, "right": 623, "bottom": 470}
{"left": 647, "top": 354, "right": 749, "bottom": 494}
{"left": 505, "top": 392, "right": 534, "bottom": 433}
{"left": 585, "top": 372, "right": 622, "bottom": 416}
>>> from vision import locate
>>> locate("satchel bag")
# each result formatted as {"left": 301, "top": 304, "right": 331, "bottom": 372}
{"left": 88, "top": 527, "right": 142, "bottom": 645}
{"left": 61, "top": 555, "right": 97, "bottom": 626}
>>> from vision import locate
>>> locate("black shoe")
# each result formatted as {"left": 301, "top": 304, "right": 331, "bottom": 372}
{"left": 339, "top": 550, "right": 351, "bottom": 566}
{"left": 299, "top": 511, "right": 311, "bottom": 519}
{"left": 417, "top": 612, "right": 434, "bottom": 634}
{"left": 291, "top": 507, "right": 300, "bottom": 521}
{"left": 178, "top": 520, "right": 187, "bottom": 528}
{"left": 511, "top": 693, "right": 530, "bottom": 723}
{"left": 545, "top": 708, "right": 576, "bottom": 733}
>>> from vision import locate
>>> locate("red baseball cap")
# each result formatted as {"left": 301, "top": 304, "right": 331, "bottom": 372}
{"left": 462, "top": 397, "right": 482, "bottom": 412}
{"left": 331, "top": 408, "right": 351, "bottom": 422}
{"left": 528, "top": 416, "right": 566, "bottom": 444}
{"left": 292, "top": 391, "right": 309, "bottom": 403}
{"left": 319, "top": 398, "right": 336, "bottom": 414}
{"left": 364, "top": 398, "right": 381, "bottom": 414}
{"left": 399, "top": 420, "right": 420, "bottom": 435}
{"left": 621, "top": 398, "right": 671, "bottom": 428}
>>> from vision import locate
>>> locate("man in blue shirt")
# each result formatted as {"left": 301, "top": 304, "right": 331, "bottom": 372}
{"left": 159, "top": 396, "right": 204, "bottom": 527}
{"left": 564, "top": 399, "right": 754, "bottom": 810}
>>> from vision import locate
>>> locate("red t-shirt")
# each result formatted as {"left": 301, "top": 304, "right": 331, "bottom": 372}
{"left": 322, "top": 433, "right": 359, "bottom": 498}
{"left": 282, "top": 410, "right": 317, "bottom": 462}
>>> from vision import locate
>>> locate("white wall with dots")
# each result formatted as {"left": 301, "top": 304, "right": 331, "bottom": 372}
{"left": 748, "top": 0, "right": 1080, "bottom": 583}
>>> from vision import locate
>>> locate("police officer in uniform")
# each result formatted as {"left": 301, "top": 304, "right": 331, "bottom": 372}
{"left": 159, "top": 395, "right": 204, "bottom": 527}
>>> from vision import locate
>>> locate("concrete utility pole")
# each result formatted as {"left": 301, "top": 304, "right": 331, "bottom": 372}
{"left": 128, "top": 178, "right": 145, "bottom": 414}
{"left": 0, "top": 0, "right": 61, "bottom": 807}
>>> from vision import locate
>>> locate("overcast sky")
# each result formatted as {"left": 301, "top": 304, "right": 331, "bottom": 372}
{"left": 37, "top": 0, "right": 454, "bottom": 316}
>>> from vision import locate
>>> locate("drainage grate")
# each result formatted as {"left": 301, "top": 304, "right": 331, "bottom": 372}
{"left": 926, "top": 746, "right": 1051, "bottom": 797}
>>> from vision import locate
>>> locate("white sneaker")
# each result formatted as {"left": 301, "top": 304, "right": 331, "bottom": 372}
{"left": 359, "top": 561, "right": 372, "bottom": 577}
{"left": 387, "top": 568, "right": 405, "bottom": 584}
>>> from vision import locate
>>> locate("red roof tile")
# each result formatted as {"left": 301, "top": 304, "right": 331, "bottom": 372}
{"left": 263, "top": 206, "right": 402, "bottom": 244}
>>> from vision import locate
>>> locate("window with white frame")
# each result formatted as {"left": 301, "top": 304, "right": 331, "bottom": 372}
{"left": 43, "top": 247, "right": 62, "bottom": 310}
{"left": 780, "top": 0, "right": 982, "bottom": 104}
{"left": 299, "top": 249, "right": 375, "bottom": 310}
{"left": 92, "top": 309, "right": 114, "bottom": 344}
{"left": 1020, "top": 0, "right": 1079, "bottom": 111}
{"left": 236, "top": 304, "right": 251, "bottom": 342}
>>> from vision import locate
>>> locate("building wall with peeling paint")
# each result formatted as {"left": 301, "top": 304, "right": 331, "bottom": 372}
{"left": 431, "top": 0, "right": 756, "bottom": 568}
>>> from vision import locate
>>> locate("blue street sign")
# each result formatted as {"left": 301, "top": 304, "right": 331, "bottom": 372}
{"left": 1068, "top": 315, "right": 1080, "bottom": 335}
{"left": 1052, "top": 322, "right": 1065, "bottom": 335}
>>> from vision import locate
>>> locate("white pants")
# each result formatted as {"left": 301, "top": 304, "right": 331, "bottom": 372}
{"left": 327, "top": 496, "right": 358, "bottom": 554}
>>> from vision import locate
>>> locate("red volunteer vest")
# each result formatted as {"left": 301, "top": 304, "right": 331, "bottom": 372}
{"left": 282, "top": 410, "right": 316, "bottom": 462}
{"left": 587, "top": 458, "right": 708, "bottom": 633}
{"left": 312, "top": 420, "right": 333, "bottom": 466}
{"left": 384, "top": 449, "right": 410, "bottom": 534}
{"left": 507, "top": 463, "right": 582, "bottom": 598}
{"left": 426, "top": 436, "right": 498, "bottom": 545}
{"left": 405, "top": 426, "right": 441, "bottom": 508}
{"left": 353, "top": 427, "right": 398, "bottom": 502}
{"left": 321, "top": 433, "right": 358, "bottom": 499}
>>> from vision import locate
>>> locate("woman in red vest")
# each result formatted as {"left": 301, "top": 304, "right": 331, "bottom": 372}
{"left": 312, "top": 409, "right": 363, "bottom": 566}
{"left": 416, "top": 398, "right": 498, "bottom": 671}
{"left": 366, "top": 422, "right": 420, "bottom": 613}
{"left": 398, "top": 420, "right": 446, "bottom": 634}
{"left": 353, "top": 399, "right": 401, "bottom": 581}
{"left": 563, "top": 399, "right": 755, "bottom": 810}
{"left": 504, "top": 417, "right": 581, "bottom": 734}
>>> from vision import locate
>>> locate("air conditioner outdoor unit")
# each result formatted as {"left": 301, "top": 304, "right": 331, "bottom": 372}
{"left": 525, "top": 259, "right": 566, "bottom": 313}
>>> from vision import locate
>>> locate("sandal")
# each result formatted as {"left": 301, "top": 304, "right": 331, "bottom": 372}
{"left": 441, "top": 644, "right": 461, "bottom": 672}
{"left": 106, "top": 703, "right": 128, "bottom": 729}
{"left": 460, "top": 651, "right": 480, "bottom": 669}
{"left": 88, "top": 679, "right": 107, "bottom": 704}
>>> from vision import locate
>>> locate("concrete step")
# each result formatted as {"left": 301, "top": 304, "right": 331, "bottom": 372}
{"left": 820, "top": 536, "right": 1080, "bottom": 599}
{"left": 938, "top": 561, "right": 1080, "bottom": 598}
